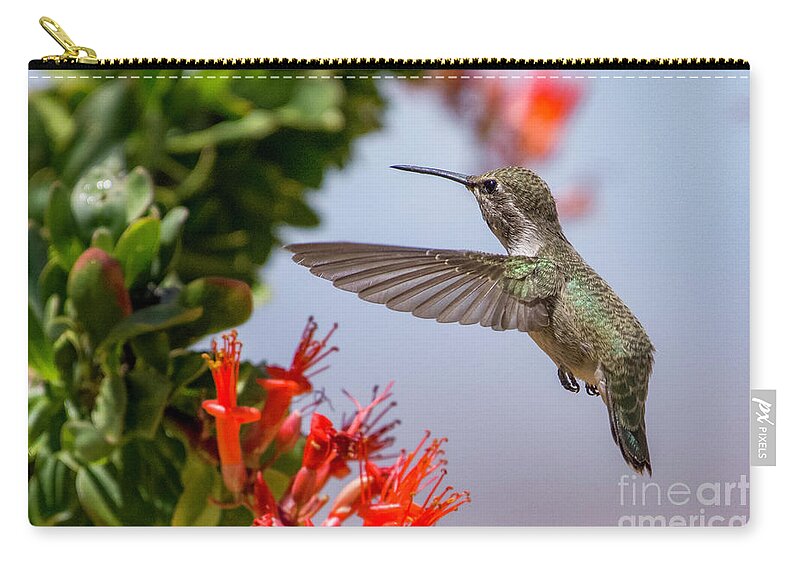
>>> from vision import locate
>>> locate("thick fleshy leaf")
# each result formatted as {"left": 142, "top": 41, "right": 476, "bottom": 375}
{"left": 71, "top": 166, "right": 128, "bottom": 242}
{"left": 124, "top": 365, "right": 172, "bottom": 439}
{"left": 29, "top": 222, "right": 49, "bottom": 316}
{"left": 91, "top": 227, "right": 115, "bottom": 252}
{"left": 113, "top": 217, "right": 161, "bottom": 288}
{"left": 160, "top": 206, "right": 189, "bottom": 246}
{"left": 28, "top": 454, "right": 79, "bottom": 526}
{"left": 130, "top": 331, "right": 170, "bottom": 375}
{"left": 29, "top": 94, "right": 76, "bottom": 153}
{"left": 38, "top": 261, "right": 68, "bottom": 312}
{"left": 62, "top": 420, "right": 113, "bottom": 463}
{"left": 28, "top": 168, "right": 57, "bottom": 224}
{"left": 28, "top": 306, "right": 58, "bottom": 382}
{"left": 99, "top": 302, "right": 202, "bottom": 352}
{"left": 75, "top": 464, "right": 124, "bottom": 526}
{"left": 118, "top": 440, "right": 183, "bottom": 525}
{"left": 172, "top": 453, "right": 222, "bottom": 526}
{"left": 125, "top": 167, "right": 155, "bottom": 222}
{"left": 170, "top": 277, "right": 252, "bottom": 346}
{"left": 171, "top": 352, "right": 208, "bottom": 389}
{"left": 45, "top": 182, "right": 84, "bottom": 271}
{"left": 67, "top": 248, "right": 133, "bottom": 345}
{"left": 92, "top": 373, "right": 127, "bottom": 444}
{"left": 157, "top": 206, "right": 189, "bottom": 274}
{"left": 53, "top": 333, "right": 78, "bottom": 392}
{"left": 61, "top": 81, "right": 133, "bottom": 185}
{"left": 28, "top": 393, "right": 63, "bottom": 449}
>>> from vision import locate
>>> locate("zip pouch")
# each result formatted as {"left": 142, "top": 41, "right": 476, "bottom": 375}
{"left": 28, "top": 17, "right": 750, "bottom": 527}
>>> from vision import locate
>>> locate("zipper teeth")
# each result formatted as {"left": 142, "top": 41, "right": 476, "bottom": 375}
{"left": 30, "top": 57, "right": 750, "bottom": 70}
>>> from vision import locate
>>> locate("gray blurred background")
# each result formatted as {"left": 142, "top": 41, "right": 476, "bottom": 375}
{"left": 236, "top": 71, "right": 749, "bottom": 525}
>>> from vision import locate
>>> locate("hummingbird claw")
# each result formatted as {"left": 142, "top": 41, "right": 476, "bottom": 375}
{"left": 585, "top": 384, "right": 600, "bottom": 396}
{"left": 558, "top": 367, "right": 580, "bottom": 394}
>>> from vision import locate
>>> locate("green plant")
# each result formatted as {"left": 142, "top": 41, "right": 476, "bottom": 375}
{"left": 28, "top": 71, "right": 384, "bottom": 287}
{"left": 28, "top": 72, "right": 386, "bottom": 525}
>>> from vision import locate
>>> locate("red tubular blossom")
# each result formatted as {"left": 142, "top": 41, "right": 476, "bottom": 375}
{"left": 274, "top": 410, "right": 302, "bottom": 456}
{"left": 202, "top": 331, "right": 260, "bottom": 493}
{"left": 358, "top": 433, "right": 470, "bottom": 527}
{"left": 328, "top": 383, "right": 399, "bottom": 478}
{"left": 302, "top": 413, "right": 336, "bottom": 469}
{"left": 285, "top": 413, "right": 337, "bottom": 514}
{"left": 252, "top": 471, "right": 281, "bottom": 526}
{"left": 243, "top": 318, "right": 337, "bottom": 458}
{"left": 323, "top": 461, "right": 391, "bottom": 526}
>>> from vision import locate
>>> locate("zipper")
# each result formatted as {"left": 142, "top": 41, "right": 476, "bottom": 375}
{"left": 31, "top": 16, "right": 749, "bottom": 70}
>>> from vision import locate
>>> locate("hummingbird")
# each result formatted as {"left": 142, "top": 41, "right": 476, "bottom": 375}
{"left": 287, "top": 165, "right": 655, "bottom": 475}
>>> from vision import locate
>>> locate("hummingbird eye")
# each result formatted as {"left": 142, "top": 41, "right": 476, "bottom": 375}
{"left": 481, "top": 179, "right": 498, "bottom": 194}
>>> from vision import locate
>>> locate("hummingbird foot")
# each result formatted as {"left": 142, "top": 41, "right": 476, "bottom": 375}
{"left": 558, "top": 367, "right": 580, "bottom": 394}
{"left": 585, "top": 384, "right": 600, "bottom": 396}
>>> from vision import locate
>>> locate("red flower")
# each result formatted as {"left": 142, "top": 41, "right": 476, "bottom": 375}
{"left": 243, "top": 318, "right": 337, "bottom": 458}
{"left": 514, "top": 79, "right": 583, "bottom": 160}
{"left": 274, "top": 410, "right": 302, "bottom": 457}
{"left": 287, "top": 412, "right": 338, "bottom": 514}
{"left": 202, "top": 331, "right": 260, "bottom": 493}
{"left": 323, "top": 460, "right": 392, "bottom": 526}
{"left": 328, "top": 383, "right": 399, "bottom": 478}
{"left": 252, "top": 471, "right": 281, "bottom": 526}
{"left": 357, "top": 433, "right": 470, "bottom": 526}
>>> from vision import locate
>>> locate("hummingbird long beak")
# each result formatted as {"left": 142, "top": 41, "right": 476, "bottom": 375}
{"left": 391, "top": 164, "right": 472, "bottom": 186}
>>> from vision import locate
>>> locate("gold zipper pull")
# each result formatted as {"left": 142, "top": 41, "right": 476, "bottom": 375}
{"left": 39, "top": 16, "right": 98, "bottom": 64}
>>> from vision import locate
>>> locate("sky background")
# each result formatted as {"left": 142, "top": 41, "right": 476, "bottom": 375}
{"left": 234, "top": 71, "right": 750, "bottom": 526}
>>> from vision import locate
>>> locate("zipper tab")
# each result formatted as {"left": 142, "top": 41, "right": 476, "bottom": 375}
{"left": 39, "top": 16, "right": 98, "bottom": 65}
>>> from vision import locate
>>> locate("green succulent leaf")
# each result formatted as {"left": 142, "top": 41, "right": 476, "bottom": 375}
{"left": 71, "top": 166, "right": 128, "bottom": 243}
{"left": 75, "top": 463, "right": 124, "bottom": 526}
{"left": 29, "top": 168, "right": 58, "bottom": 224}
{"left": 38, "top": 261, "right": 68, "bottom": 313}
{"left": 124, "top": 365, "right": 172, "bottom": 440}
{"left": 90, "top": 227, "right": 115, "bottom": 252}
{"left": 45, "top": 182, "right": 85, "bottom": 271}
{"left": 92, "top": 373, "right": 127, "bottom": 444}
{"left": 113, "top": 217, "right": 161, "bottom": 288}
{"left": 67, "top": 248, "right": 133, "bottom": 346}
{"left": 53, "top": 332, "right": 79, "bottom": 393}
{"left": 28, "top": 454, "right": 79, "bottom": 526}
{"left": 156, "top": 206, "right": 189, "bottom": 274}
{"left": 125, "top": 167, "right": 155, "bottom": 222}
{"left": 30, "top": 94, "right": 76, "bottom": 154}
{"left": 99, "top": 302, "right": 203, "bottom": 352}
{"left": 130, "top": 331, "right": 171, "bottom": 375}
{"left": 29, "top": 222, "right": 49, "bottom": 316}
{"left": 171, "top": 352, "right": 208, "bottom": 389}
{"left": 160, "top": 206, "right": 189, "bottom": 246}
{"left": 29, "top": 306, "right": 58, "bottom": 382}
{"left": 62, "top": 81, "right": 134, "bottom": 185}
{"left": 29, "top": 392, "right": 64, "bottom": 448}
{"left": 170, "top": 277, "right": 253, "bottom": 346}
{"left": 172, "top": 453, "right": 222, "bottom": 526}
{"left": 62, "top": 421, "right": 114, "bottom": 463}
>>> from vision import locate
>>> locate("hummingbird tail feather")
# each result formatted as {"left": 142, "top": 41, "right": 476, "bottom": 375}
{"left": 608, "top": 407, "right": 652, "bottom": 475}
{"left": 600, "top": 369, "right": 652, "bottom": 475}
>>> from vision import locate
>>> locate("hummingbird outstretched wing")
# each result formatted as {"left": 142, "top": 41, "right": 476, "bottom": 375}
{"left": 287, "top": 242, "right": 564, "bottom": 332}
